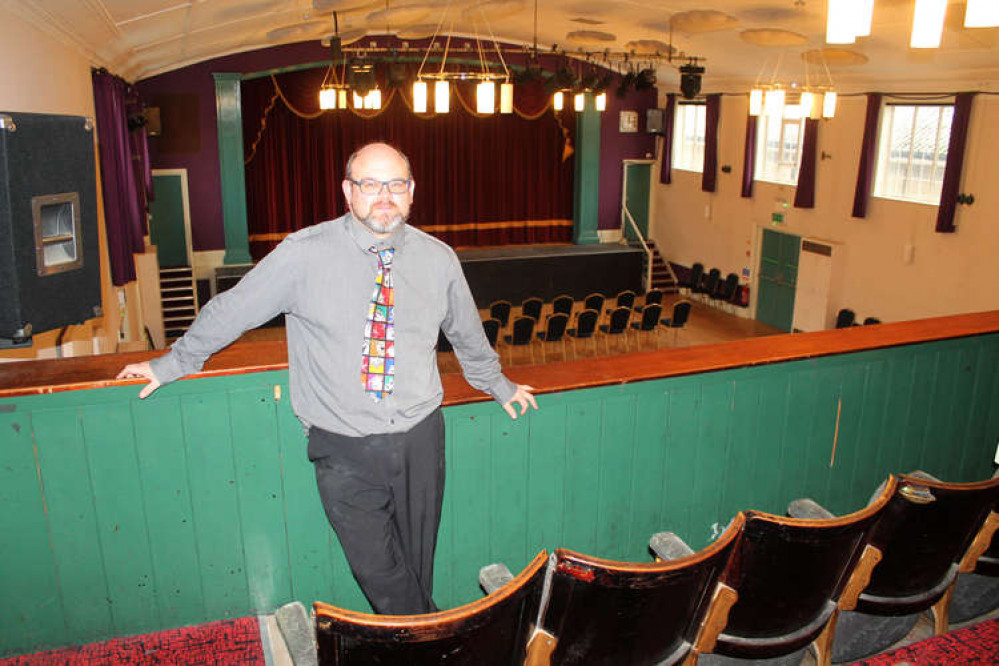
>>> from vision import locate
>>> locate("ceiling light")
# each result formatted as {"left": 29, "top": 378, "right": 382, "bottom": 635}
{"left": 574, "top": 92, "right": 585, "bottom": 112}
{"left": 764, "top": 88, "right": 785, "bottom": 118}
{"left": 553, "top": 91, "right": 564, "bottom": 111}
{"left": 434, "top": 80, "right": 450, "bottom": 114}
{"left": 476, "top": 81, "right": 495, "bottom": 114}
{"left": 413, "top": 80, "right": 428, "bottom": 113}
{"left": 749, "top": 88, "right": 764, "bottom": 116}
{"left": 319, "top": 86, "right": 338, "bottom": 110}
{"left": 822, "top": 91, "right": 837, "bottom": 118}
{"left": 500, "top": 82, "right": 514, "bottom": 114}
{"left": 595, "top": 92, "right": 606, "bottom": 112}
{"left": 826, "top": 0, "right": 858, "bottom": 44}
{"left": 965, "top": 0, "right": 999, "bottom": 28}
{"left": 856, "top": 0, "right": 874, "bottom": 37}
{"left": 911, "top": 0, "right": 947, "bottom": 48}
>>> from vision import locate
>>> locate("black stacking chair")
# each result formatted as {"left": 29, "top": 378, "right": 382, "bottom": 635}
{"left": 714, "top": 273, "right": 739, "bottom": 305}
{"left": 583, "top": 292, "right": 605, "bottom": 313}
{"left": 612, "top": 290, "right": 636, "bottom": 310}
{"left": 790, "top": 472, "right": 999, "bottom": 663}
{"left": 566, "top": 309, "right": 599, "bottom": 358}
{"left": 656, "top": 477, "right": 897, "bottom": 666}
{"left": 521, "top": 297, "right": 544, "bottom": 322}
{"left": 315, "top": 551, "right": 549, "bottom": 665}
{"left": 599, "top": 306, "right": 631, "bottom": 353}
{"left": 863, "top": 317, "right": 881, "bottom": 325}
{"left": 686, "top": 262, "right": 705, "bottom": 295}
{"left": 630, "top": 304, "right": 663, "bottom": 345}
{"left": 489, "top": 300, "right": 512, "bottom": 328}
{"left": 697, "top": 268, "right": 721, "bottom": 301}
{"left": 503, "top": 315, "right": 536, "bottom": 364}
{"left": 634, "top": 289, "right": 663, "bottom": 313}
{"left": 835, "top": 309, "right": 855, "bottom": 329}
{"left": 661, "top": 300, "right": 692, "bottom": 345}
{"left": 536, "top": 313, "right": 569, "bottom": 362}
{"left": 481, "top": 318, "right": 500, "bottom": 348}
{"left": 551, "top": 294, "right": 574, "bottom": 317}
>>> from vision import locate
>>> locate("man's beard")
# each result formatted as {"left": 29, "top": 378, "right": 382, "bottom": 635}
{"left": 354, "top": 206, "right": 408, "bottom": 235}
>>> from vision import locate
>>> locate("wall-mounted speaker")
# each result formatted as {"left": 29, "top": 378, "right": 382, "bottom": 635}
{"left": 0, "top": 111, "right": 102, "bottom": 342}
{"left": 646, "top": 108, "right": 665, "bottom": 134}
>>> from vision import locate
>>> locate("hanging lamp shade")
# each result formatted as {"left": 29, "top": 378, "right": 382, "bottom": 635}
{"left": 822, "top": 91, "right": 837, "bottom": 118}
{"left": 434, "top": 80, "right": 450, "bottom": 113}
{"left": 319, "top": 86, "right": 337, "bottom": 110}
{"left": 573, "top": 92, "right": 585, "bottom": 112}
{"left": 855, "top": 0, "right": 874, "bottom": 37}
{"left": 826, "top": 0, "right": 858, "bottom": 44}
{"left": 553, "top": 91, "right": 564, "bottom": 111}
{"left": 499, "top": 82, "right": 514, "bottom": 114}
{"left": 476, "top": 81, "right": 495, "bottom": 114}
{"left": 911, "top": 0, "right": 947, "bottom": 48}
{"left": 748, "top": 88, "right": 764, "bottom": 116}
{"left": 764, "top": 88, "right": 785, "bottom": 117}
{"left": 413, "top": 80, "right": 428, "bottom": 113}
{"left": 337, "top": 89, "right": 348, "bottom": 109}
{"left": 595, "top": 92, "right": 606, "bottom": 112}
{"left": 352, "top": 91, "right": 364, "bottom": 109}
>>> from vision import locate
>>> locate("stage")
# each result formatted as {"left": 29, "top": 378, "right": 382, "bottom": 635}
{"left": 457, "top": 243, "right": 644, "bottom": 307}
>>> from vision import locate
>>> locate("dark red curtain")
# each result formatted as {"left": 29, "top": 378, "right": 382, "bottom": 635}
{"left": 658, "top": 94, "right": 676, "bottom": 185}
{"left": 793, "top": 118, "right": 819, "bottom": 209}
{"left": 242, "top": 68, "right": 574, "bottom": 258}
{"left": 741, "top": 114, "right": 757, "bottom": 198}
{"left": 701, "top": 94, "right": 721, "bottom": 192}
{"left": 936, "top": 92, "right": 975, "bottom": 233}
{"left": 851, "top": 93, "right": 882, "bottom": 218}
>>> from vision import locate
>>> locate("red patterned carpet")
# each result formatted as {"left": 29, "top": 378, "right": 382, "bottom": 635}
{"left": 853, "top": 617, "right": 999, "bottom": 665}
{"left": 0, "top": 617, "right": 264, "bottom": 665}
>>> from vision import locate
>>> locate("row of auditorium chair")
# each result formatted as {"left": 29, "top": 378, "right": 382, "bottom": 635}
{"left": 685, "top": 263, "right": 743, "bottom": 311}
{"left": 448, "top": 292, "right": 694, "bottom": 363}
{"left": 300, "top": 470, "right": 999, "bottom": 666}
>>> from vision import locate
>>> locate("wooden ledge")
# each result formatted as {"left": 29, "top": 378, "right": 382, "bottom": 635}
{"left": 1, "top": 310, "right": 997, "bottom": 402}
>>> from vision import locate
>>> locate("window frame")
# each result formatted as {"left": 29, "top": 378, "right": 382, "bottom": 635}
{"left": 873, "top": 102, "right": 953, "bottom": 206}
{"left": 671, "top": 101, "right": 707, "bottom": 174}
{"left": 754, "top": 113, "right": 807, "bottom": 187}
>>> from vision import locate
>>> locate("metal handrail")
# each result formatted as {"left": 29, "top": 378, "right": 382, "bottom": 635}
{"left": 622, "top": 206, "right": 653, "bottom": 292}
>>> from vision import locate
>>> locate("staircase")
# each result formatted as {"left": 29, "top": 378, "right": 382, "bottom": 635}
{"left": 159, "top": 266, "right": 198, "bottom": 343}
{"left": 628, "top": 238, "right": 680, "bottom": 294}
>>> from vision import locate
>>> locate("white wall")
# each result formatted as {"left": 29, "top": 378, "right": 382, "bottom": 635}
{"left": 650, "top": 93, "right": 999, "bottom": 326}
{"left": 0, "top": 6, "right": 117, "bottom": 360}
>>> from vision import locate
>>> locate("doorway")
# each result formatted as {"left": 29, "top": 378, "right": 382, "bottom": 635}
{"left": 756, "top": 228, "right": 800, "bottom": 332}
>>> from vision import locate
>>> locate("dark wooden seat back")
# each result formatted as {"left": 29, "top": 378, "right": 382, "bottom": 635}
{"left": 712, "top": 479, "right": 896, "bottom": 660}
{"left": 314, "top": 551, "right": 548, "bottom": 665}
{"left": 541, "top": 313, "right": 569, "bottom": 342}
{"left": 615, "top": 290, "right": 636, "bottom": 309}
{"left": 569, "top": 309, "right": 599, "bottom": 339}
{"left": 857, "top": 474, "right": 999, "bottom": 615}
{"left": 489, "top": 300, "right": 512, "bottom": 327}
{"left": 605, "top": 307, "right": 630, "bottom": 334}
{"left": 552, "top": 295, "right": 574, "bottom": 317}
{"left": 509, "top": 316, "right": 536, "bottom": 345}
{"left": 635, "top": 303, "right": 662, "bottom": 331}
{"left": 521, "top": 297, "right": 544, "bottom": 321}
{"left": 583, "top": 292, "right": 604, "bottom": 312}
{"left": 538, "top": 516, "right": 744, "bottom": 666}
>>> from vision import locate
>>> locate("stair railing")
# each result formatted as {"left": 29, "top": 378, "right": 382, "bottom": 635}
{"left": 622, "top": 206, "right": 653, "bottom": 292}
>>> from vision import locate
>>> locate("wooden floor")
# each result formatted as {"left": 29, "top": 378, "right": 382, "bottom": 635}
{"left": 235, "top": 293, "right": 785, "bottom": 373}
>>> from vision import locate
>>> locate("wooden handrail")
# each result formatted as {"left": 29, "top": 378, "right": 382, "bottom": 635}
{"left": 1, "top": 310, "right": 997, "bottom": 401}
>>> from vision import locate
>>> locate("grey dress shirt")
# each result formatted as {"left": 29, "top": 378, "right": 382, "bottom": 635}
{"left": 150, "top": 214, "right": 517, "bottom": 436}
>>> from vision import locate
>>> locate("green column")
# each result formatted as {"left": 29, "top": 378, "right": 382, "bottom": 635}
{"left": 213, "top": 73, "right": 252, "bottom": 265}
{"left": 572, "top": 102, "right": 601, "bottom": 245}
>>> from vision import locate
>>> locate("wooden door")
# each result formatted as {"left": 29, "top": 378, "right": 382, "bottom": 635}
{"left": 757, "top": 229, "right": 800, "bottom": 332}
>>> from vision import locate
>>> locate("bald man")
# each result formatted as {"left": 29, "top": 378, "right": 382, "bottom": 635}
{"left": 118, "top": 142, "right": 536, "bottom": 614}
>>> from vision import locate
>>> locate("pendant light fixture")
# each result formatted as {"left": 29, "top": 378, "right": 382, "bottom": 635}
{"left": 911, "top": 0, "right": 948, "bottom": 48}
{"left": 965, "top": 0, "right": 999, "bottom": 27}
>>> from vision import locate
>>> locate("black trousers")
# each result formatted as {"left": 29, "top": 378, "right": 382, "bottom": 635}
{"left": 308, "top": 409, "right": 444, "bottom": 614}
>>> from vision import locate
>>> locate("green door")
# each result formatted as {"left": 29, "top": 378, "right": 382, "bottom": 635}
{"left": 757, "top": 229, "right": 800, "bottom": 332}
{"left": 623, "top": 161, "right": 652, "bottom": 242}
{"left": 149, "top": 173, "right": 190, "bottom": 268}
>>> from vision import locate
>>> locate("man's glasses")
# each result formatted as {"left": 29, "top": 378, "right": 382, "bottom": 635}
{"left": 349, "top": 178, "right": 411, "bottom": 195}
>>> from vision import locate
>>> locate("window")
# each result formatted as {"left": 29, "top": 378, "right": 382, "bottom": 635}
{"left": 755, "top": 113, "right": 806, "bottom": 185}
{"left": 672, "top": 102, "right": 706, "bottom": 172}
{"left": 874, "top": 104, "right": 953, "bottom": 204}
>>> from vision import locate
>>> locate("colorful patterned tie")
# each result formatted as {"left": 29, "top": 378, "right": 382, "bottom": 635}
{"left": 361, "top": 246, "right": 395, "bottom": 401}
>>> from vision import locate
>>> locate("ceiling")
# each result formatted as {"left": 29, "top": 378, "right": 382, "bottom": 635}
{"left": 9, "top": 0, "right": 999, "bottom": 91}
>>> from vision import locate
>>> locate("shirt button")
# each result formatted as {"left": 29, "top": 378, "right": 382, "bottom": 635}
{"left": 390, "top": 419, "right": 395, "bottom": 425}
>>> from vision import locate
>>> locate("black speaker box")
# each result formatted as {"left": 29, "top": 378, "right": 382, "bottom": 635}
{"left": 647, "top": 108, "right": 665, "bottom": 134}
{"left": 0, "top": 111, "right": 102, "bottom": 340}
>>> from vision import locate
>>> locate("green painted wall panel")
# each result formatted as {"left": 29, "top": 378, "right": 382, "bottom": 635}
{"left": 79, "top": 404, "right": 160, "bottom": 635}
{"left": 131, "top": 398, "right": 205, "bottom": 629}
{"left": 0, "top": 412, "right": 61, "bottom": 648}
{"left": 31, "top": 408, "right": 114, "bottom": 645}
{"left": 179, "top": 393, "right": 251, "bottom": 619}
{"left": 2, "top": 335, "right": 999, "bottom": 656}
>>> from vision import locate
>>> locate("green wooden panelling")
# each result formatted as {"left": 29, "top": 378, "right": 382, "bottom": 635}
{"left": 572, "top": 106, "right": 601, "bottom": 245}
{"left": 2, "top": 334, "right": 999, "bottom": 656}
{"left": 213, "top": 73, "right": 252, "bottom": 266}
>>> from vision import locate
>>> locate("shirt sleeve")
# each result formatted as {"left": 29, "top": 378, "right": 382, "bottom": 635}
{"left": 149, "top": 238, "right": 301, "bottom": 385}
{"left": 440, "top": 251, "right": 518, "bottom": 406}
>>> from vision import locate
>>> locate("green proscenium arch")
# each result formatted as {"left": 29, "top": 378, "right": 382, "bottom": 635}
{"left": 573, "top": 103, "right": 601, "bottom": 245}
{"left": 213, "top": 73, "right": 253, "bottom": 265}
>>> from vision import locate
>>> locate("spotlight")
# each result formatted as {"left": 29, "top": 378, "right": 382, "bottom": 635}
{"left": 679, "top": 62, "right": 704, "bottom": 100}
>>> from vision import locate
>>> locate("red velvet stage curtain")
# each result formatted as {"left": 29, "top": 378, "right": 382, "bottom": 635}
{"left": 242, "top": 68, "right": 574, "bottom": 259}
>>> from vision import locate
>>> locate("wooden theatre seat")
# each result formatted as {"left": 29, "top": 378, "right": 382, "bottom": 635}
{"left": 654, "top": 477, "right": 897, "bottom": 666}
{"left": 313, "top": 551, "right": 548, "bottom": 665}
{"left": 527, "top": 514, "right": 744, "bottom": 665}
{"left": 794, "top": 472, "right": 999, "bottom": 663}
